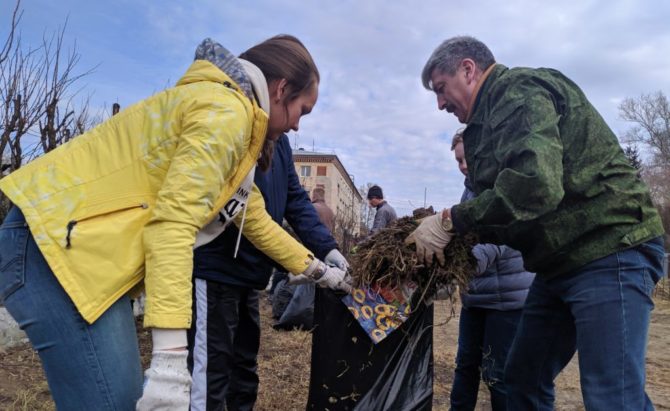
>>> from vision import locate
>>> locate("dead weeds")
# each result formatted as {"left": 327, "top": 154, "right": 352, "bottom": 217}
{"left": 351, "top": 216, "right": 478, "bottom": 308}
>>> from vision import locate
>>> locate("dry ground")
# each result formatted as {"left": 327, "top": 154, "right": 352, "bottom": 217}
{"left": 1, "top": 296, "right": 669, "bottom": 410}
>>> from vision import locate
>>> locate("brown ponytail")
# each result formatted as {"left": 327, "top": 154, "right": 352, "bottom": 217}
{"left": 240, "top": 35, "right": 319, "bottom": 171}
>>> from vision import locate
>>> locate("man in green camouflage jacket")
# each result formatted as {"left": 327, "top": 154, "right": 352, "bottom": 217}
{"left": 412, "top": 36, "right": 665, "bottom": 410}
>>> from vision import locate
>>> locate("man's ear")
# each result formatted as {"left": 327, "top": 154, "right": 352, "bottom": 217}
{"left": 270, "top": 78, "right": 288, "bottom": 103}
{"left": 461, "top": 59, "right": 476, "bottom": 83}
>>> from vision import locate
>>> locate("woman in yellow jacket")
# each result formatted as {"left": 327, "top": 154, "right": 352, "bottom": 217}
{"left": 0, "top": 35, "right": 349, "bottom": 410}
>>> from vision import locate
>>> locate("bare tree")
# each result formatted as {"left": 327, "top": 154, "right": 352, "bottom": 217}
{"left": 619, "top": 91, "right": 670, "bottom": 168}
{"left": 619, "top": 92, "right": 670, "bottom": 207}
{"left": 0, "top": 0, "right": 22, "bottom": 66}
{"left": 1, "top": 0, "right": 96, "bottom": 221}
{"left": 35, "top": 21, "right": 96, "bottom": 155}
{"left": 334, "top": 211, "right": 357, "bottom": 258}
{"left": 619, "top": 92, "right": 670, "bottom": 248}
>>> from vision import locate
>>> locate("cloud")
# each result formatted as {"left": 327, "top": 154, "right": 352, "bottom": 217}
{"left": 14, "top": 0, "right": 670, "bottom": 216}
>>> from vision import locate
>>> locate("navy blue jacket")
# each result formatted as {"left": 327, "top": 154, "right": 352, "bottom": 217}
{"left": 193, "top": 134, "right": 338, "bottom": 289}
{"left": 460, "top": 179, "right": 535, "bottom": 310}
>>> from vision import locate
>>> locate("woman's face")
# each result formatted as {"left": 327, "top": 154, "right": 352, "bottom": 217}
{"left": 267, "top": 80, "right": 318, "bottom": 141}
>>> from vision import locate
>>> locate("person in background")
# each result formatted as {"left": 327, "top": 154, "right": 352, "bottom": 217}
{"left": 0, "top": 35, "right": 348, "bottom": 410}
{"left": 368, "top": 185, "right": 397, "bottom": 235}
{"left": 311, "top": 187, "right": 335, "bottom": 232}
{"left": 410, "top": 35, "right": 665, "bottom": 410}
{"left": 449, "top": 131, "right": 535, "bottom": 411}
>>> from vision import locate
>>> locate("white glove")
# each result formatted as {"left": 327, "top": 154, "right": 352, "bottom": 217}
{"left": 324, "top": 249, "right": 349, "bottom": 270}
{"left": 404, "top": 211, "right": 454, "bottom": 266}
{"left": 303, "top": 258, "right": 352, "bottom": 293}
{"left": 136, "top": 350, "right": 191, "bottom": 411}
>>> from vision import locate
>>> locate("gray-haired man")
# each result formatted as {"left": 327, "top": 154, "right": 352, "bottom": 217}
{"left": 408, "top": 35, "right": 665, "bottom": 410}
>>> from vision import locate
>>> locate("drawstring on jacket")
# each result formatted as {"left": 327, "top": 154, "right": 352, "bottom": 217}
{"left": 233, "top": 202, "right": 248, "bottom": 258}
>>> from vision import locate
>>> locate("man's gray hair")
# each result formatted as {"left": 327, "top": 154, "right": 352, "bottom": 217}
{"left": 421, "top": 36, "right": 495, "bottom": 90}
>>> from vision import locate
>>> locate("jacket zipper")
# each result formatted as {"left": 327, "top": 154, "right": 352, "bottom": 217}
{"left": 66, "top": 203, "right": 149, "bottom": 249}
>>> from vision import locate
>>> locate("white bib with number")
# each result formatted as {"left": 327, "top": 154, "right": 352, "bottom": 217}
{"left": 194, "top": 167, "right": 255, "bottom": 249}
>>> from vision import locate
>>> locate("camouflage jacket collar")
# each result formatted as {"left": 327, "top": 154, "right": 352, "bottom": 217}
{"left": 468, "top": 64, "right": 509, "bottom": 126}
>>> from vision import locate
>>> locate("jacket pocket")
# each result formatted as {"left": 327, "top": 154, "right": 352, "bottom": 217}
{"left": 65, "top": 201, "right": 150, "bottom": 249}
{"left": 0, "top": 224, "right": 29, "bottom": 302}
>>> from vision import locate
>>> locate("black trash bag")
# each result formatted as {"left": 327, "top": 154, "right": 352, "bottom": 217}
{"left": 307, "top": 288, "right": 434, "bottom": 411}
{"left": 272, "top": 278, "right": 294, "bottom": 319}
{"left": 269, "top": 270, "right": 289, "bottom": 295}
{"left": 273, "top": 282, "right": 315, "bottom": 330}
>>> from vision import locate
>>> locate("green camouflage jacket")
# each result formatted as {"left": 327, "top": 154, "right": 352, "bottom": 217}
{"left": 451, "top": 64, "right": 664, "bottom": 278}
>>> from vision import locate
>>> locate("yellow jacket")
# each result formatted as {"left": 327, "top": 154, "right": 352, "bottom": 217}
{"left": 0, "top": 60, "right": 312, "bottom": 328}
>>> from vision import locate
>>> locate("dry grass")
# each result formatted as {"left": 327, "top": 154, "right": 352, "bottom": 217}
{"left": 256, "top": 299, "right": 313, "bottom": 410}
{"left": 3, "top": 298, "right": 670, "bottom": 410}
{"left": 0, "top": 347, "right": 54, "bottom": 411}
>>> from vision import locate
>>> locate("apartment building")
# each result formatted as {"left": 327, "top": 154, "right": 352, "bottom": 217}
{"left": 292, "top": 148, "right": 362, "bottom": 236}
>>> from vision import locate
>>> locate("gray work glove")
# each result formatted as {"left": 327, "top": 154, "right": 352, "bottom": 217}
{"left": 404, "top": 212, "right": 454, "bottom": 266}
{"left": 324, "top": 249, "right": 349, "bottom": 271}
{"left": 303, "top": 258, "right": 352, "bottom": 293}
{"left": 136, "top": 350, "right": 191, "bottom": 411}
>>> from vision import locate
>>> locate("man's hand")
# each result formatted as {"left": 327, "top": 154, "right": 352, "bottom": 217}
{"left": 404, "top": 211, "right": 454, "bottom": 266}
{"left": 324, "top": 249, "right": 349, "bottom": 271}
{"left": 136, "top": 350, "right": 191, "bottom": 411}
{"left": 303, "top": 258, "right": 352, "bottom": 293}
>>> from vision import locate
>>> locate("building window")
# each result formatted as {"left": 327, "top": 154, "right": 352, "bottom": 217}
{"left": 300, "top": 165, "right": 311, "bottom": 177}
{"left": 317, "top": 166, "right": 327, "bottom": 176}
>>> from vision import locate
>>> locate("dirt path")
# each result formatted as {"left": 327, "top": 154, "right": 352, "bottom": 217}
{"left": 1, "top": 297, "right": 669, "bottom": 410}
{"left": 432, "top": 298, "right": 670, "bottom": 411}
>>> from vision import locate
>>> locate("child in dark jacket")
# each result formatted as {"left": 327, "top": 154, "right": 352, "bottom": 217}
{"left": 449, "top": 132, "right": 534, "bottom": 411}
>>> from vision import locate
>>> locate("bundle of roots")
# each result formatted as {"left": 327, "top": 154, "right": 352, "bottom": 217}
{"left": 350, "top": 215, "right": 478, "bottom": 308}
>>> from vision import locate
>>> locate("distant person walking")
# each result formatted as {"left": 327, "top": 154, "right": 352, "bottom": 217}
{"left": 311, "top": 187, "right": 335, "bottom": 233}
{"left": 367, "top": 185, "right": 397, "bottom": 235}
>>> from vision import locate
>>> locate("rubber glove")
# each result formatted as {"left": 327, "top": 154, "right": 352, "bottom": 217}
{"left": 324, "top": 249, "right": 349, "bottom": 271}
{"left": 404, "top": 211, "right": 454, "bottom": 266}
{"left": 136, "top": 350, "right": 191, "bottom": 411}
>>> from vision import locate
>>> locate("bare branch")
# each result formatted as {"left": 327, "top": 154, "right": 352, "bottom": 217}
{"left": 0, "top": 0, "right": 23, "bottom": 65}
{"left": 619, "top": 91, "right": 670, "bottom": 168}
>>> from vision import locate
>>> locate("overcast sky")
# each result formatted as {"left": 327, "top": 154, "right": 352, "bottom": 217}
{"left": 7, "top": 0, "right": 670, "bottom": 216}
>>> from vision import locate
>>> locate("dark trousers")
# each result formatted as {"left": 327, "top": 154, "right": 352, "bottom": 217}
{"left": 450, "top": 306, "right": 522, "bottom": 411}
{"left": 187, "top": 279, "right": 260, "bottom": 411}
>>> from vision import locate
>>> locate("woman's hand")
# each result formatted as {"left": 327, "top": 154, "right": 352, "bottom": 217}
{"left": 136, "top": 350, "right": 191, "bottom": 411}
{"left": 303, "top": 258, "right": 352, "bottom": 292}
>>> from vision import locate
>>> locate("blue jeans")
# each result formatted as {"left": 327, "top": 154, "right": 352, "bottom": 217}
{"left": 0, "top": 207, "right": 143, "bottom": 410}
{"left": 450, "top": 306, "right": 522, "bottom": 411}
{"left": 504, "top": 237, "right": 665, "bottom": 411}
